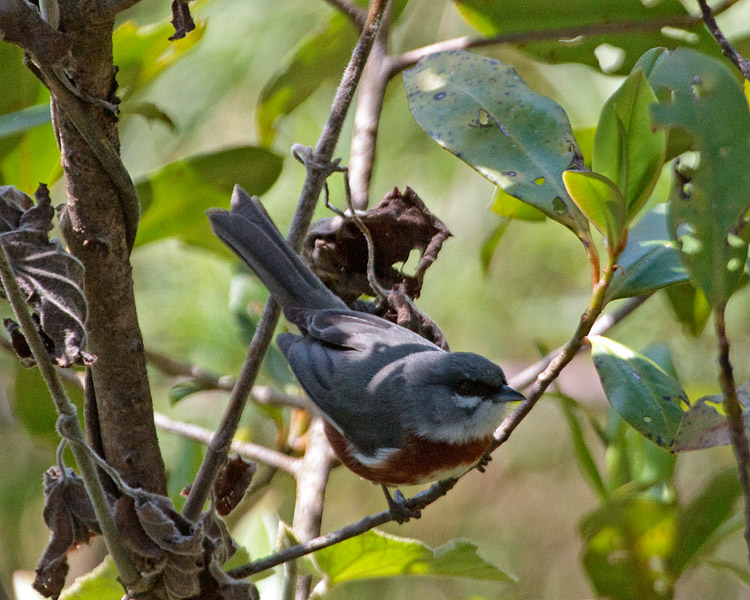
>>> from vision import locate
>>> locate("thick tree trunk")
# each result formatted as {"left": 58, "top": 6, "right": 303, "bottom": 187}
{"left": 54, "top": 3, "right": 165, "bottom": 494}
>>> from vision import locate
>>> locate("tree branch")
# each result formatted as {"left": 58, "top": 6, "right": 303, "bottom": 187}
{"left": 0, "top": 238, "right": 138, "bottom": 587}
{"left": 291, "top": 418, "right": 336, "bottom": 599}
{"left": 714, "top": 304, "right": 750, "bottom": 564}
{"left": 145, "top": 348, "right": 308, "bottom": 409}
{"left": 698, "top": 0, "right": 750, "bottom": 81}
{"left": 0, "top": 0, "right": 71, "bottom": 65}
{"left": 181, "top": 0, "right": 390, "bottom": 522}
{"left": 153, "top": 412, "right": 301, "bottom": 475}
{"left": 321, "top": 0, "right": 366, "bottom": 29}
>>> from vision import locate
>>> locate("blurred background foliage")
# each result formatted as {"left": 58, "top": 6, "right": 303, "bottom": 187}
{"left": 2, "top": 0, "right": 750, "bottom": 598}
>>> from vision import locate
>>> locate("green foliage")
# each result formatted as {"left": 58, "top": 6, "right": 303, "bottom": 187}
{"left": 134, "top": 146, "right": 283, "bottom": 250}
{"left": 649, "top": 48, "right": 750, "bottom": 307}
{"left": 664, "top": 281, "right": 711, "bottom": 336}
{"left": 313, "top": 530, "right": 514, "bottom": 586}
{"left": 404, "top": 49, "right": 590, "bottom": 238}
{"left": 563, "top": 170, "right": 626, "bottom": 254}
{"left": 606, "top": 204, "right": 687, "bottom": 301}
{"left": 59, "top": 557, "right": 122, "bottom": 600}
{"left": 592, "top": 67, "right": 666, "bottom": 221}
{"left": 451, "top": 0, "right": 727, "bottom": 75}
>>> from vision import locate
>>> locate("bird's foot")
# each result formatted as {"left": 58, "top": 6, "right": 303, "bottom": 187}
{"left": 474, "top": 452, "right": 493, "bottom": 473}
{"left": 382, "top": 486, "right": 421, "bottom": 524}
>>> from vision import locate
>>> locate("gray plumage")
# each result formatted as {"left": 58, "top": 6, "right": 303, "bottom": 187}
{"left": 208, "top": 185, "right": 523, "bottom": 461}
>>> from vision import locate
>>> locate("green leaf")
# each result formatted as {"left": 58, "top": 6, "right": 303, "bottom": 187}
{"left": 558, "top": 396, "right": 607, "bottom": 501}
{"left": 256, "top": 14, "right": 358, "bottom": 145}
{"left": 580, "top": 495, "right": 677, "bottom": 600}
{"left": 589, "top": 335, "right": 689, "bottom": 450}
{"left": 314, "top": 530, "right": 515, "bottom": 584}
{"left": 59, "top": 557, "right": 122, "bottom": 600}
{"left": 168, "top": 380, "right": 205, "bottom": 405}
{"left": 11, "top": 365, "right": 84, "bottom": 448}
{"left": 649, "top": 48, "right": 750, "bottom": 306}
{"left": 490, "top": 186, "right": 546, "bottom": 222}
{"left": 673, "top": 383, "right": 750, "bottom": 452}
{"left": 593, "top": 68, "right": 665, "bottom": 221}
{"left": 664, "top": 280, "right": 711, "bottom": 336}
{"left": 113, "top": 19, "right": 206, "bottom": 99}
{"left": 606, "top": 204, "right": 687, "bottom": 301}
{"left": 670, "top": 468, "right": 742, "bottom": 574}
{"left": 479, "top": 219, "right": 510, "bottom": 274}
{"left": 451, "top": 0, "right": 723, "bottom": 75}
{"left": 134, "top": 146, "right": 283, "bottom": 250}
{"left": 403, "top": 50, "right": 590, "bottom": 238}
{"left": 0, "top": 104, "right": 51, "bottom": 139}
{"left": 120, "top": 101, "right": 175, "bottom": 129}
{"left": 563, "top": 170, "right": 626, "bottom": 250}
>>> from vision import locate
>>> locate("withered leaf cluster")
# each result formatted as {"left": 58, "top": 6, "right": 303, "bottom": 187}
{"left": 0, "top": 184, "right": 92, "bottom": 367}
{"left": 303, "top": 186, "right": 452, "bottom": 348}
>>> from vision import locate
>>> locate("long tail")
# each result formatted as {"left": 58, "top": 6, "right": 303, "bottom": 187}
{"left": 207, "top": 185, "right": 345, "bottom": 311}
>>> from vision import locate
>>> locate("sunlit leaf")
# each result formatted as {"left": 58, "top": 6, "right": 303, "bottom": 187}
{"left": 134, "top": 146, "right": 283, "bottom": 250}
{"left": 59, "top": 557, "right": 122, "bottom": 600}
{"left": 590, "top": 335, "right": 688, "bottom": 449}
{"left": 314, "top": 529, "right": 515, "bottom": 584}
{"left": 256, "top": 14, "right": 358, "bottom": 145}
{"left": 490, "top": 187, "right": 546, "bottom": 222}
{"left": 404, "top": 50, "right": 590, "bottom": 238}
{"left": 451, "top": 0, "right": 726, "bottom": 75}
{"left": 606, "top": 204, "right": 687, "bottom": 301}
{"left": 649, "top": 48, "right": 750, "bottom": 306}
{"left": 563, "top": 170, "right": 626, "bottom": 250}
{"left": 664, "top": 280, "right": 711, "bottom": 336}
{"left": 593, "top": 68, "right": 665, "bottom": 221}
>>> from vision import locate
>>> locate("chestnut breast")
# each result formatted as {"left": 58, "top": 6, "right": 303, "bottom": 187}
{"left": 323, "top": 421, "right": 492, "bottom": 486}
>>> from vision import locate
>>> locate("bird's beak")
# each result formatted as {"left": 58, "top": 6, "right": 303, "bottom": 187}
{"left": 495, "top": 385, "right": 525, "bottom": 403}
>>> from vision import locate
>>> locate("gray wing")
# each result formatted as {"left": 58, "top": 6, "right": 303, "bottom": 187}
{"left": 278, "top": 308, "right": 441, "bottom": 456}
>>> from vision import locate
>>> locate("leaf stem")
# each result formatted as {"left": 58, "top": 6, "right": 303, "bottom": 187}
{"left": 0, "top": 241, "right": 138, "bottom": 586}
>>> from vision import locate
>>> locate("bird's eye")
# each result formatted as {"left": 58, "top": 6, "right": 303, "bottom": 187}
{"left": 455, "top": 379, "right": 499, "bottom": 398}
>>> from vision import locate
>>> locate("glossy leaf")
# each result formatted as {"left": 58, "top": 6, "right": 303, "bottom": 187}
{"left": 673, "top": 383, "right": 750, "bottom": 452}
{"left": 314, "top": 529, "right": 515, "bottom": 584}
{"left": 134, "top": 146, "right": 283, "bottom": 250}
{"left": 664, "top": 281, "right": 711, "bottom": 336}
{"left": 256, "top": 14, "right": 358, "bottom": 145}
{"left": 563, "top": 170, "right": 626, "bottom": 250}
{"left": 404, "top": 50, "right": 590, "bottom": 238}
{"left": 451, "top": 0, "right": 725, "bottom": 75}
{"left": 59, "top": 557, "right": 122, "bottom": 600}
{"left": 592, "top": 68, "right": 665, "bottom": 221}
{"left": 113, "top": 19, "right": 207, "bottom": 99}
{"left": 0, "top": 104, "right": 51, "bottom": 139}
{"left": 606, "top": 204, "right": 687, "bottom": 301}
{"left": 590, "top": 335, "right": 689, "bottom": 449}
{"left": 649, "top": 48, "right": 750, "bottom": 306}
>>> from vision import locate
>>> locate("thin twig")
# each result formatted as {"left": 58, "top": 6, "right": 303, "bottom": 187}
{"left": 292, "top": 418, "right": 336, "bottom": 599}
{"left": 181, "top": 0, "right": 389, "bottom": 522}
{"left": 0, "top": 242, "right": 138, "bottom": 586}
{"left": 387, "top": 7, "right": 742, "bottom": 76}
{"left": 153, "top": 412, "right": 301, "bottom": 475}
{"left": 714, "top": 305, "right": 750, "bottom": 564}
{"left": 321, "top": 0, "right": 366, "bottom": 29}
{"left": 508, "top": 293, "right": 652, "bottom": 391}
{"left": 697, "top": 0, "right": 750, "bottom": 81}
{"left": 145, "top": 349, "right": 308, "bottom": 409}
{"left": 227, "top": 478, "right": 457, "bottom": 579}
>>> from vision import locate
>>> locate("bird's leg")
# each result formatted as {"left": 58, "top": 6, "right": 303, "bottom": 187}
{"left": 474, "top": 451, "right": 493, "bottom": 473}
{"left": 381, "top": 485, "right": 421, "bottom": 524}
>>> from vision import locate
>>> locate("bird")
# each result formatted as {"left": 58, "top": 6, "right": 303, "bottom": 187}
{"left": 208, "top": 186, "right": 524, "bottom": 517}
